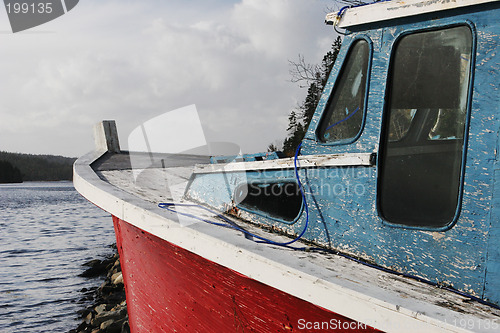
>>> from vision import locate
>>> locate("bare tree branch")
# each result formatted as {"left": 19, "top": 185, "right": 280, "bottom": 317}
{"left": 288, "top": 54, "right": 322, "bottom": 86}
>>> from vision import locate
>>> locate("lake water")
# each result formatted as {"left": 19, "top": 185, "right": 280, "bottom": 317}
{"left": 0, "top": 182, "right": 116, "bottom": 332}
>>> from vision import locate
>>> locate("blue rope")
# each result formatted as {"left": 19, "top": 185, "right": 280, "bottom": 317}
{"left": 325, "top": 106, "right": 360, "bottom": 132}
{"left": 337, "top": 5, "right": 350, "bottom": 18}
{"left": 158, "top": 141, "right": 309, "bottom": 248}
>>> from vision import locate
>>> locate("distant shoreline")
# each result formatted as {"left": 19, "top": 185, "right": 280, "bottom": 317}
{"left": 0, "top": 151, "right": 75, "bottom": 182}
{"left": 0, "top": 180, "right": 74, "bottom": 186}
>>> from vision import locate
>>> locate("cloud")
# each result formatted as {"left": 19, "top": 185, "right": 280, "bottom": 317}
{"left": 0, "top": 0, "right": 337, "bottom": 156}
{"left": 232, "top": 0, "right": 328, "bottom": 59}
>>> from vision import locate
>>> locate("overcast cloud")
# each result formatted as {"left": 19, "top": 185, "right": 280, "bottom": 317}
{"left": 0, "top": 0, "right": 340, "bottom": 157}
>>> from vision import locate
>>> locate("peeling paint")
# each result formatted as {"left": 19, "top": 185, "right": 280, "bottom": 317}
{"left": 182, "top": 2, "right": 500, "bottom": 308}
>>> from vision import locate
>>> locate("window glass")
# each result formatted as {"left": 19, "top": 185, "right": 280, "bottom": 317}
{"left": 427, "top": 108, "right": 466, "bottom": 140}
{"left": 388, "top": 109, "right": 417, "bottom": 142}
{"left": 317, "top": 40, "right": 369, "bottom": 143}
{"left": 378, "top": 26, "right": 472, "bottom": 228}
{"left": 234, "top": 182, "right": 302, "bottom": 222}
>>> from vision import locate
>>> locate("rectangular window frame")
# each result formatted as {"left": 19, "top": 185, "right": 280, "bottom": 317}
{"left": 315, "top": 36, "right": 373, "bottom": 147}
{"left": 376, "top": 22, "right": 477, "bottom": 231}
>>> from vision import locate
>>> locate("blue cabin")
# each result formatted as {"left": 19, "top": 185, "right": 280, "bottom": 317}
{"left": 186, "top": 0, "right": 500, "bottom": 307}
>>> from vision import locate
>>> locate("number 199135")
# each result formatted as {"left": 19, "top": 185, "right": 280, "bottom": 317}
{"left": 6, "top": 2, "right": 53, "bottom": 14}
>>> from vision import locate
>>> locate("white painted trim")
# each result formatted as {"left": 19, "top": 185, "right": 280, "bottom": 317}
{"left": 74, "top": 151, "right": 500, "bottom": 333}
{"left": 193, "top": 153, "right": 373, "bottom": 174}
{"left": 334, "top": 0, "right": 499, "bottom": 28}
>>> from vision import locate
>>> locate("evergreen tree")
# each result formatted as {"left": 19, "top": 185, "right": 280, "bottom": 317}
{"left": 0, "top": 160, "right": 23, "bottom": 183}
{"left": 283, "top": 36, "right": 342, "bottom": 156}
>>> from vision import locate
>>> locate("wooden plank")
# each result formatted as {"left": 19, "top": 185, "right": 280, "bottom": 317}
{"left": 93, "top": 120, "right": 120, "bottom": 153}
{"left": 333, "top": 0, "right": 499, "bottom": 28}
{"left": 193, "top": 153, "right": 374, "bottom": 174}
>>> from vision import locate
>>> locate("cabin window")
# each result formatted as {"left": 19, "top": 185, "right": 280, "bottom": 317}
{"left": 317, "top": 39, "right": 369, "bottom": 144}
{"left": 234, "top": 182, "right": 302, "bottom": 222}
{"left": 378, "top": 26, "right": 472, "bottom": 228}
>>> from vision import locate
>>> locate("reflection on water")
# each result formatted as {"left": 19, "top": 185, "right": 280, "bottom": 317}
{"left": 0, "top": 182, "right": 115, "bottom": 332}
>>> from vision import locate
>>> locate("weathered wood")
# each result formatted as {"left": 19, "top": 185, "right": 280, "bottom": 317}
{"left": 193, "top": 153, "right": 374, "bottom": 174}
{"left": 93, "top": 120, "right": 120, "bottom": 153}
{"left": 334, "top": 0, "right": 498, "bottom": 29}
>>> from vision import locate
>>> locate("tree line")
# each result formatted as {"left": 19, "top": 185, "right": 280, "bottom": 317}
{"left": 0, "top": 151, "right": 76, "bottom": 183}
{"left": 275, "top": 0, "right": 380, "bottom": 155}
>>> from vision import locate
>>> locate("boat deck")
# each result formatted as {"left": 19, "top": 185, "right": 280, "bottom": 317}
{"left": 74, "top": 149, "right": 500, "bottom": 333}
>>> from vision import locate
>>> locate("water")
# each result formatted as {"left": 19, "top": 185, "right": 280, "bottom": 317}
{"left": 0, "top": 182, "right": 116, "bottom": 332}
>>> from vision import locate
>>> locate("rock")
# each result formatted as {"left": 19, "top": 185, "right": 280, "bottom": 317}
{"left": 100, "top": 284, "right": 121, "bottom": 295}
{"left": 121, "top": 320, "right": 130, "bottom": 333}
{"left": 112, "top": 272, "right": 123, "bottom": 285}
{"left": 98, "top": 316, "right": 128, "bottom": 333}
{"left": 76, "top": 321, "right": 87, "bottom": 332}
{"left": 79, "top": 260, "right": 109, "bottom": 278}
{"left": 79, "top": 294, "right": 94, "bottom": 303}
{"left": 102, "top": 290, "right": 126, "bottom": 304}
{"left": 83, "top": 259, "right": 101, "bottom": 267}
{"left": 75, "top": 246, "right": 128, "bottom": 333}
{"left": 95, "top": 303, "right": 108, "bottom": 314}
{"left": 111, "top": 259, "right": 120, "bottom": 271}
{"left": 91, "top": 306, "right": 128, "bottom": 327}
{"left": 100, "top": 319, "right": 115, "bottom": 330}
{"left": 111, "top": 300, "right": 126, "bottom": 311}
{"left": 84, "top": 311, "right": 93, "bottom": 325}
{"left": 77, "top": 308, "right": 91, "bottom": 317}
{"left": 108, "top": 317, "right": 128, "bottom": 333}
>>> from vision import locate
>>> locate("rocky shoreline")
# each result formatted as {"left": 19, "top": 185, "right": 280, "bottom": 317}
{"left": 71, "top": 246, "right": 129, "bottom": 333}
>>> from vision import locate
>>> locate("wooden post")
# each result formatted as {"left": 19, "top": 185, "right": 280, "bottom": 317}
{"left": 94, "top": 120, "right": 121, "bottom": 153}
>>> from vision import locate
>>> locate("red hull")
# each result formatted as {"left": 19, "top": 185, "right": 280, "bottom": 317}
{"left": 113, "top": 216, "right": 379, "bottom": 332}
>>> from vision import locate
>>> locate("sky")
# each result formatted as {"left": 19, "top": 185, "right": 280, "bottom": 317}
{"left": 0, "top": 0, "right": 341, "bottom": 157}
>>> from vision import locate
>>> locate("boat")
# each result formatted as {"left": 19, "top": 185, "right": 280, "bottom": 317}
{"left": 74, "top": 0, "right": 500, "bottom": 331}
